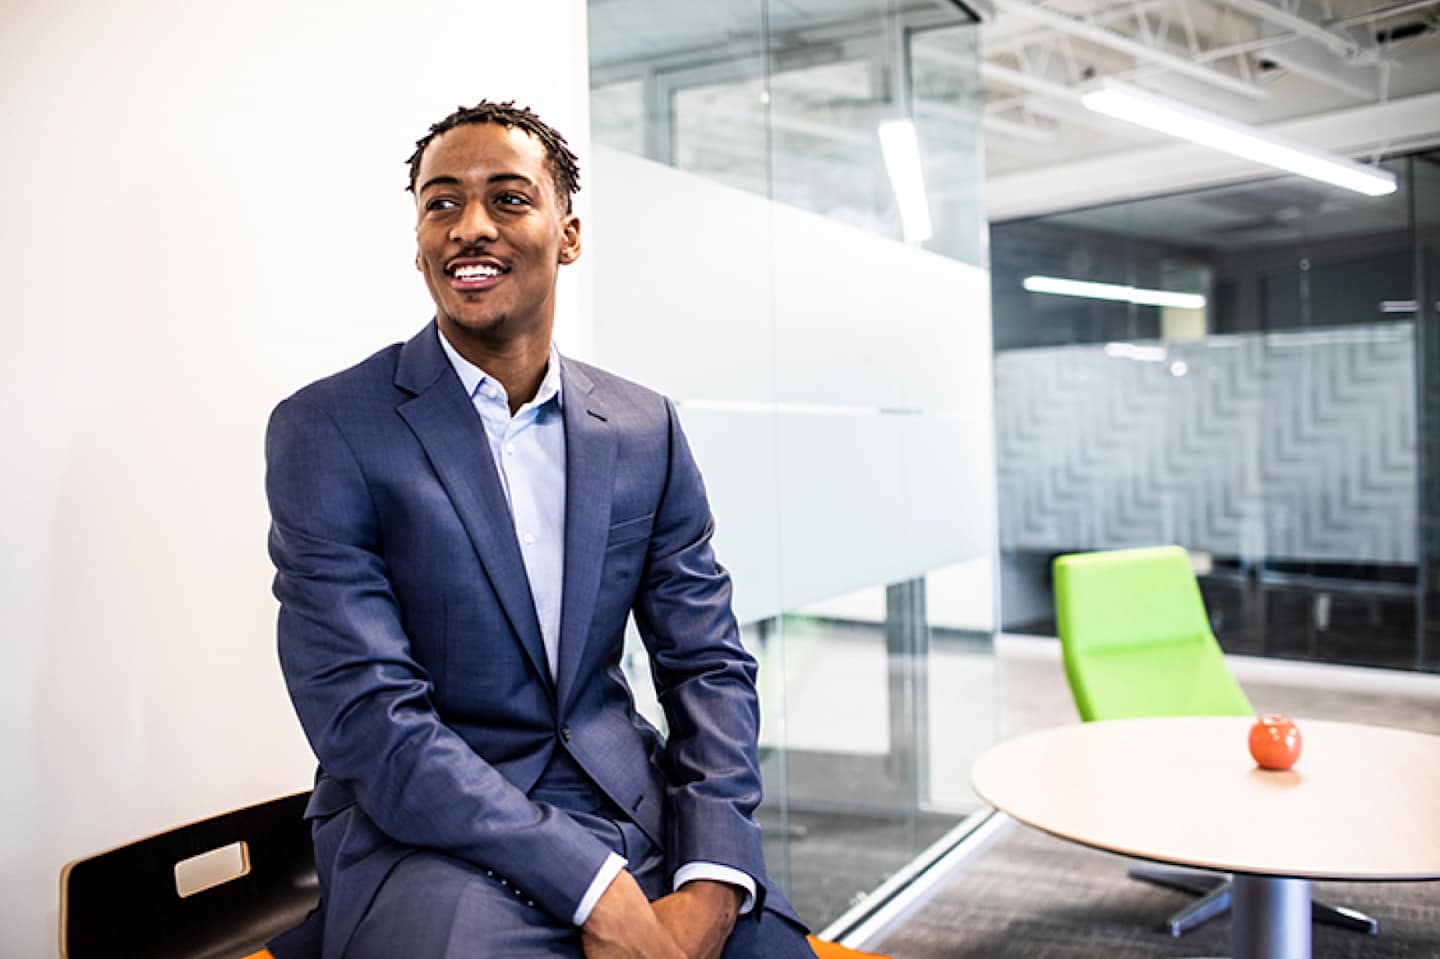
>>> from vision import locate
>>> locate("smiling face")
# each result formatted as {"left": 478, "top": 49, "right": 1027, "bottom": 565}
{"left": 413, "top": 122, "right": 581, "bottom": 350}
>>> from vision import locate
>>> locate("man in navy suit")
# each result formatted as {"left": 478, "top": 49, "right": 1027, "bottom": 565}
{"left": 265, "top": 101, "right": 816, "bottom": 959}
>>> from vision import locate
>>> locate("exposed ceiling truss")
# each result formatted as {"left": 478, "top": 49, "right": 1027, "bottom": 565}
{"left": 990, "top": 0, "right": 1272, "bottom": 100}
{"left": 975, "top": 0, "right": 1440, "bottom": 160}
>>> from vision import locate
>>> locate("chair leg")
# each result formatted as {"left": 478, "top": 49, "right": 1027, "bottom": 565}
{"left": 1166, "top": 882, "right": 1232, "bottom": 937}
{"left": 1314, "top": 898, "right": 1379, "bottom": 935}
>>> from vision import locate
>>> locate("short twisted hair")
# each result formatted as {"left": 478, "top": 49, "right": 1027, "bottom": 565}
{"left": 405, "top": 100, "right": 581, "bottom": 212}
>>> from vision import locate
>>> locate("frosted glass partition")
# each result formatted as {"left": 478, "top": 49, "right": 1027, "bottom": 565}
{"left": 593, "top": 146, "right": 995, "bottom": 620}
{"left": 995, "top": 325, "right": 1418, "bottom": 563}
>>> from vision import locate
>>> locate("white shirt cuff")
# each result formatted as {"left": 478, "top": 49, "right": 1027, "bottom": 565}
{"left": 673, "top": 861, "right": 758, "bottom": 915}
{"left": 572, "top": 852, "right": 628, "bottom": 926}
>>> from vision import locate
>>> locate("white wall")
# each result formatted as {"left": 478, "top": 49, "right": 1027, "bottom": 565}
{"left": 0, "top": 3, "right": 590, "bottom": 955}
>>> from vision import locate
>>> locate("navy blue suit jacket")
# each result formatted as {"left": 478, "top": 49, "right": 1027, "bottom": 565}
{"left": 265, "top": 322, "right": 795, "bottom": 959}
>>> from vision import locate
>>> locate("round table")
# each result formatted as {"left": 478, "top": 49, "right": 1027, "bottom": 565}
{"left": 970, "top": 717, "right": 1440, "bottom": 959}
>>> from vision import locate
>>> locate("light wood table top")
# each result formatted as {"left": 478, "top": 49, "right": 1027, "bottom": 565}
{"left": 971, "top": 716, "right": 1440, "bottom": 881}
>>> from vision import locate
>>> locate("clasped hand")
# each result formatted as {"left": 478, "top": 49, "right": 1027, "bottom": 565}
{"left": 580, "top": 870, "right": 742, "bottom": 959}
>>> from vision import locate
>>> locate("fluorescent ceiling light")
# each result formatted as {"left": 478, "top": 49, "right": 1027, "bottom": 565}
{"left": 878, "top": 120, "right": 933, "bottom": 244}
{"left": 1024, "top": 275, "right": 1206, "bottom": 309}
{"left": 1081, "top": 82, "right": 1397, "bottom": 197}
{"left": 1105, "top": 342, "right": 1170, "bottom": 362}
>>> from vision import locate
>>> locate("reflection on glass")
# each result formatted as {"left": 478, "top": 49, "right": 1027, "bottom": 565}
{"left": 590, "top": 79, "right": 645, "bottom": 157}
{"left": 593, "top": 1, "right": 985, "bottom": 267}
{"left": 912, "top": 23, "right": 984, "bottom": 265}
{"left": 674, "top": 74, "right": 769, "bottom": 196}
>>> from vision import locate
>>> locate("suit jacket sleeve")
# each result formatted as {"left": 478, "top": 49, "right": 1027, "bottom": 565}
{"left": 265, "top": 393, "right": 614, "bottom": 923}
{"left": 630, "top": 398, "right": 768, "bottom": 902}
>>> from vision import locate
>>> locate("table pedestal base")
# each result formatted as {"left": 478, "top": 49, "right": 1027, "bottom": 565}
{"left": 1232, "top": 875, "right": 1311, "bottom": 959}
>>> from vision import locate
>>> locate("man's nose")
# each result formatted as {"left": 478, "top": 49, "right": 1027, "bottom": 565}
{"left": 450, "top": 203, "right": 498, "bottom": 245}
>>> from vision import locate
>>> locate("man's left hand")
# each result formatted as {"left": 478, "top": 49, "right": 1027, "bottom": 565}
{"left": 651, "top": 879, "right": 744, "bottom": 959}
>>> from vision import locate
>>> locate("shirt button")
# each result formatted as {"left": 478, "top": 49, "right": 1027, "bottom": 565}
{"left": 483, "top": 385, "right": 498, "bottom": 399}
{"left": 522, "top": 532, "right": 535, "bottom": 545}
{"left": 505, "top": 443, "right": 516, "bottom": 455}
{"left": 560, "top": 725, "right": 572, "bottom": 742}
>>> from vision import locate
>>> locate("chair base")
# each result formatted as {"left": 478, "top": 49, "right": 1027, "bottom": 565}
{"left": 1127, "top": 865, "right": 1379, "bottom": 938}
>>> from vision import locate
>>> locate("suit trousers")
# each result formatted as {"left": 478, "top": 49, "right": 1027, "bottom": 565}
{"left": 344, "top": 751, "right": 816, "bottom": 959}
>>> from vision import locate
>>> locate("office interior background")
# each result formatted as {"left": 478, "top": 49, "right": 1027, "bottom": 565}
{"left": 2, "top": 0, "right": 1437, "bottom": 955}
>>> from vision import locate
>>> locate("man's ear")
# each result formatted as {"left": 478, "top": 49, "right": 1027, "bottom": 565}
{"left": 558, "top": 214, "right": 582, "bottom": 265}
{"left": 415, "top": 250, "right": 423, "bottom": 272}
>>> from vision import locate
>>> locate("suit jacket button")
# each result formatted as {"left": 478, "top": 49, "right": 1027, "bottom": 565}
{"left": 560, "top": 725, "right": 572, "bottom": 742}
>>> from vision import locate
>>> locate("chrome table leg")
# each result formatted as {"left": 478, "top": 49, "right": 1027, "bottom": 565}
{"left": 1232, "top": 875, "right": 1311, "bottom": 959}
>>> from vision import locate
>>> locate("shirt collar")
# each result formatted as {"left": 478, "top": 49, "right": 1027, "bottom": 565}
{"left": 436, "top": 325, "right": 564, "bottom": 412}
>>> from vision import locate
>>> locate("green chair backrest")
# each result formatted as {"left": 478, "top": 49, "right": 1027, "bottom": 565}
{"left": 1053, "top": 546, "right": 1253, "bottom": 722}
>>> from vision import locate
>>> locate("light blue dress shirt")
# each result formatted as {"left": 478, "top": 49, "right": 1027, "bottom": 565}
{"left": 436, "top": 329, "right": 756, "bottom": 925}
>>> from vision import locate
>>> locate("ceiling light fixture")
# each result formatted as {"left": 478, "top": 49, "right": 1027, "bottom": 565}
{"left": 1105, "top": 342, "right": 1170, "bottom": 362}
{"left": 1080, "top": 81, "right": 1398, "bottom": 197}
{"left": 878, "top": 120, "right": 933, "bottom": 244}
{"left": 1024, "top": 275, "right": 1207, "bottom": 309}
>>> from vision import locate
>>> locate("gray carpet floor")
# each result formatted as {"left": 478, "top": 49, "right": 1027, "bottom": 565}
{"left": 878, "top": 822, "right": 1440, "bottom": 959}
{"left": 872, "top": 639, "right": 1440, "bottom": 959}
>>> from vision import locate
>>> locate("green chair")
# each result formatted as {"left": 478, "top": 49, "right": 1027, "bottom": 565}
{"left": 1053, "top": 546, "right": 1376, "bottom": 938}
{"left": 1055, "top": 545, "right": 1252, "bottom": 723}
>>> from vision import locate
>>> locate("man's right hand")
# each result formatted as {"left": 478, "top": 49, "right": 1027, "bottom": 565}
{"left": 580, "top": 869, "right": 686, "bottom": 959}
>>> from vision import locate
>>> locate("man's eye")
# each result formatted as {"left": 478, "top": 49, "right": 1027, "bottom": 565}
{"left": 497, "top": 193, "right": 529, "bottom": 207}
{"left": 425, "top": 198, "right": 458, "bottom": 211}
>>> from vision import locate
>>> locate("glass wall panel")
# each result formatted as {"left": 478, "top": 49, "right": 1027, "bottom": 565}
{"left": 1417, "top": 151, "right": 1440, "bottom": 671}
{"left": 990, "top": 156, "right": 1433, "bottom": 674}
{"left": 588, "top": 0, "right": 993, "bottom": 933}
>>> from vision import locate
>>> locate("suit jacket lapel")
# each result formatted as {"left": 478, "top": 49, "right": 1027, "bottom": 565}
{"left": 394, "top": 323, "right": 553, "bottom": 696}
{"left": 556, "top": 358, "right": 616, "bottom": 709}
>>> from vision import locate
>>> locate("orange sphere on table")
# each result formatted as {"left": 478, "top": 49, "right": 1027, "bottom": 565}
{"left": 1249, "top": 714, "right": 1302, "bottom": 770}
